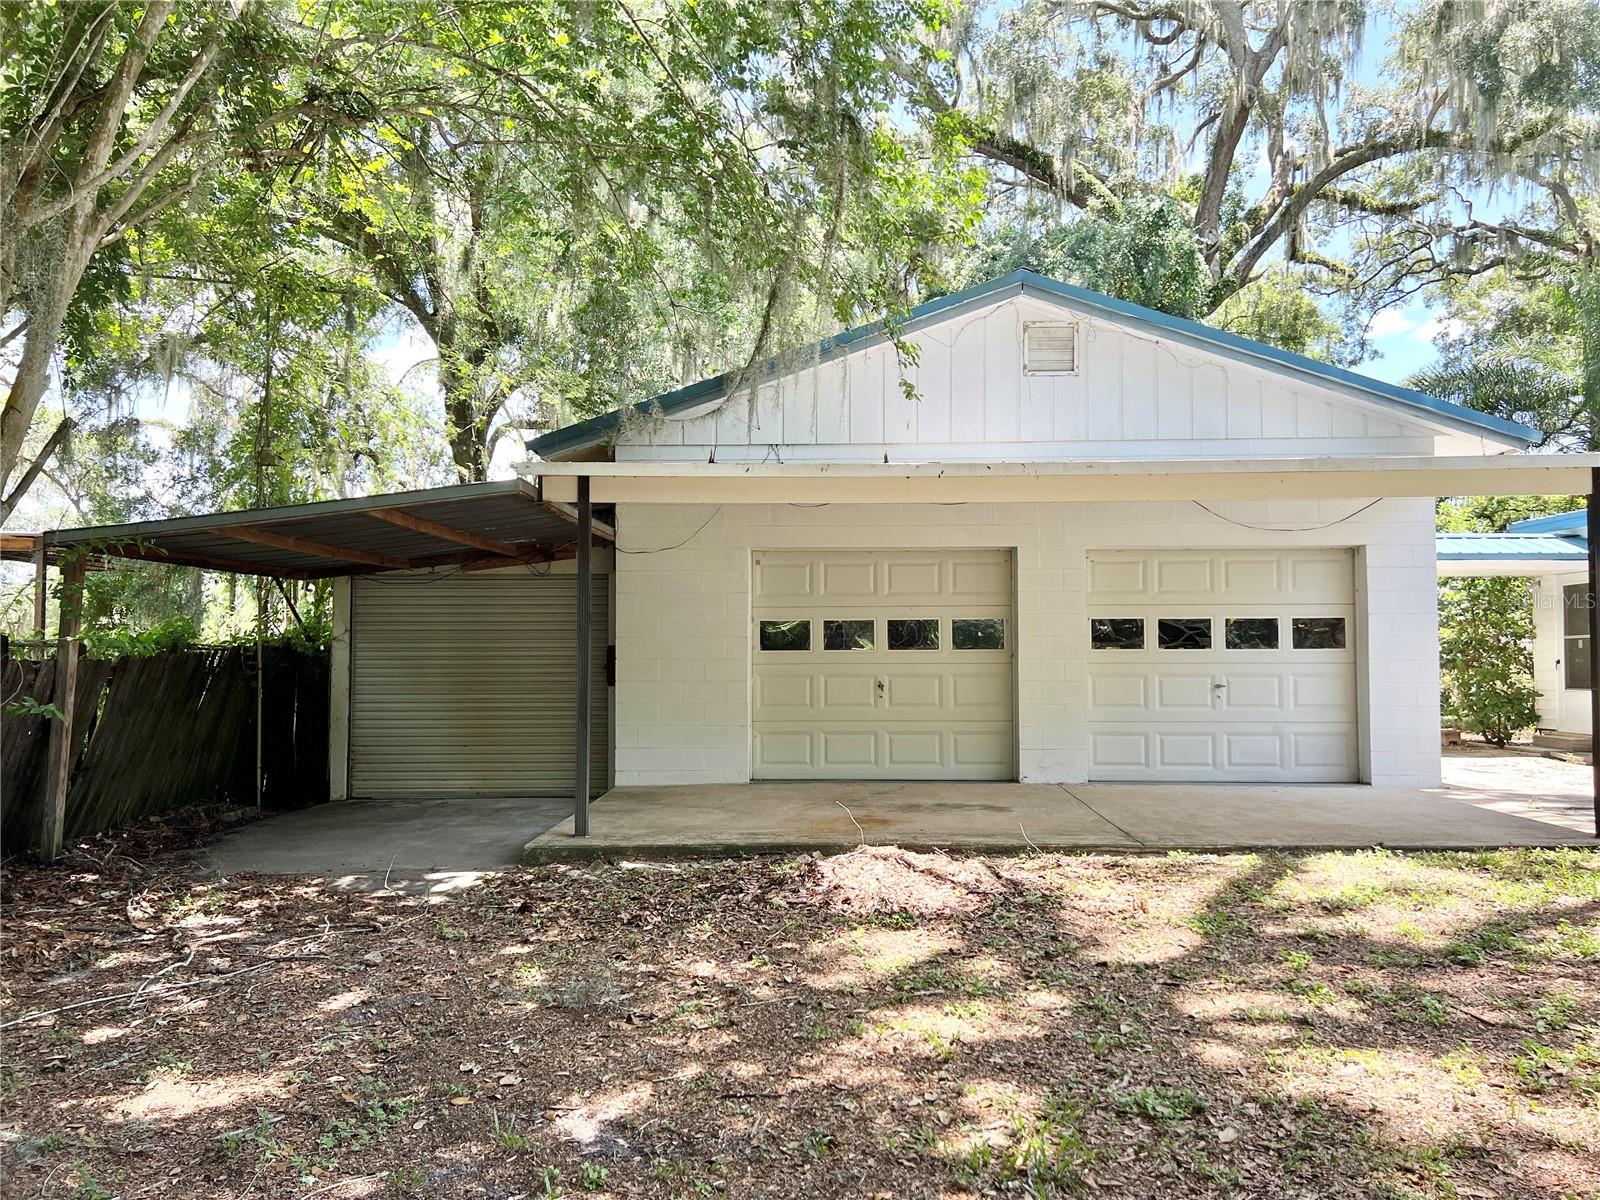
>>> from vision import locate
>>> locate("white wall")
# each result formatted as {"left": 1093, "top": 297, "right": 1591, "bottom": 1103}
{"left": 1533, "top": 571, "right": 1591, "bottom": 734}
{"left": 612, "top": 496, "right": 1441, "bottom": 789}
{"left": 616, "top": 296, "right": 1450, "bottom": 464}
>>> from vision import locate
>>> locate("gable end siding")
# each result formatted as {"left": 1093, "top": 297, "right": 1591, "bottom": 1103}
{"left": 615, "top": 297, "right": 1437, "bottom": 464}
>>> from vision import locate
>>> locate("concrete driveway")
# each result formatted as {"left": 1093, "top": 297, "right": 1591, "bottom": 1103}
{"left": 194, "top": 796, "right": 571, "bottom": 884}
{"left": 197, "top": 750, "right": 1594, "bottom": 878}
{"left": 525, "top": 773, "right": 1593, "bottom": 861}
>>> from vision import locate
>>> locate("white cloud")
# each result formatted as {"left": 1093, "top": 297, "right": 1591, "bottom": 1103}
{"left": 1365, "top": 310, "right": 1417, "bottom": 339}
{"left": 368, "top": 321, "right": 438, "bottom": 390}
{"left": 1414, "top": 316, "right": 1467, "bottom": 345}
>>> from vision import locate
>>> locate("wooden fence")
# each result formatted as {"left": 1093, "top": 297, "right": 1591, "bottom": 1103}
{"left": 1, "top": 642, "right": 328, "bottom": 852}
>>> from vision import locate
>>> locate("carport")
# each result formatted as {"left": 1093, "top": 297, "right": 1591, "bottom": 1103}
{"left": 33, "top": 479, "right": 611, "bottom": 862}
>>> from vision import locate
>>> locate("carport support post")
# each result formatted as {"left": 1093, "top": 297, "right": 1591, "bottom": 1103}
{"left": 32, "top": 539, "right": 47, "bottom": 637}
{"left": 40, "top": 556, "right": 85, "bottom": 865}
{"left": 1590, "top": 468, "right": 1599, "bottom": 839}
{"left": 574, "top": 475, "right": 592, "bottom": 837}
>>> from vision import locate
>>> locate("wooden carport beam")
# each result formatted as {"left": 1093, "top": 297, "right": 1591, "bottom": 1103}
{"left": 225, "top": 525, "right": 411, "bottom": 571}
{"left": 367, "top": 507, "right": 528, "bottom": 559}
{"left": 524, "top": 492, "right": 616, "bottom": 542}
{"left": 95, "top": 538, "right": 316, "bottom": 579}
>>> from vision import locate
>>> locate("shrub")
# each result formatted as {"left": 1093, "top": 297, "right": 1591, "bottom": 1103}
{"left": 1438, "top": 576, "right": 1539, "bottom": 746}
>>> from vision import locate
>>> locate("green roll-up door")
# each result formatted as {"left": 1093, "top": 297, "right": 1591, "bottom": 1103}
{"left": 349, "top": 564, "right": 609, "bottom": 797}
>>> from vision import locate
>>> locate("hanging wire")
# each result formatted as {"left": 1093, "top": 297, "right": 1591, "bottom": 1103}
{"left": 1190, "top": 497, "right": 1384, "bottom": 532}
{"left": 615, "top": 506, "right": 723, "bottom": 555}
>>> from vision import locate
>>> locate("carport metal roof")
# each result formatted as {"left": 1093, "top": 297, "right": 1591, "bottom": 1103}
{"left": 42, "top": 479, "right": 614, "bottom": 578}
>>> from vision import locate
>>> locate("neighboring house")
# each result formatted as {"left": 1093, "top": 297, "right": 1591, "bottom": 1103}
{"left": 45, "top": 269, "right": 1594, "bottom": 813}
{"left": 1438, "top": 511, "right": 1592, "bottom": 741}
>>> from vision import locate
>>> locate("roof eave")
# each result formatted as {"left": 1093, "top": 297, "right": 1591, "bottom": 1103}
{"left": 1508, "top": 510, "right": 1586, "bottom": 534}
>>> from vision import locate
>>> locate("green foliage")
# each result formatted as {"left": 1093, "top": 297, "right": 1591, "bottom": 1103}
{"left": 489, "top": 1112, "right": 529, "bottom": 1152}
{"left": 1110, "top": 1085, "right": 1203, "bottom": 1121}
{"left": 1438, "top": 577, "right": 1539, "bottom": 746}
{"left": 1411, "top": 269, "right": 1597, "bottom": 450}
{"left": 1210, "top": 269, "right": 1350, "bottom": 362}
{"left": 3, "top": 695, "right": 63, "bottom": 721}
{"left": 1436, "top": 495, "right": 1582, "bottom": 533}
{"left": 81, "top": 615, "right": 198, "bottom": 659}
{"left": 1436, "top": 495, "right": 1576, "bottom": 750}
{"left": 279, "top": 0, "right": 982, "bottom": 477}
{"left": 936, "top": 0, "right": 1599, "bottom": 321}
{"left": 956, "top": 193, "right": 1207, "bottom": 317}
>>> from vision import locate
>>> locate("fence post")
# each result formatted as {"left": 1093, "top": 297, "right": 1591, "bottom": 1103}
{"left": 40, "top": 556, "right": 85, "bottom": 864}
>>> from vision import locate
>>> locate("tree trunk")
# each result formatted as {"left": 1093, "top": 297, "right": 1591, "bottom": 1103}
{"left": 0, "top": 208, "right": 95, "bottom": 500}
{"left": 439, "top": 352, "right": 489, "bottom": 482}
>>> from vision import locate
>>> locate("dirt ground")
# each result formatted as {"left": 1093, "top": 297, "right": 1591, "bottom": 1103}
{"left": 1445, "top": 737, "right": 1589, "bottom": 768}
{"left": 2, "top": 815, "right": 1598, "bottom": 1199}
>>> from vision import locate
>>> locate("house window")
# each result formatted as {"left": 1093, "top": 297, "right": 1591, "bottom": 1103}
{"left": 823, "top": 619, "right": 875, "bottom": 651}
{"left": 1291, "top": 617, "right": 1346, "bottom": 650}
{"left": 1091, "top": 618, "right": 1144, "bottom": 650}
{"left": 1564, "top": 584, "right": 1592, "bottom": 690}
{"left": 953, "top": 618, "right": 1005, "bottom": 650}
{"left": 1225, "top": 617, "right": 1279, "bottom": 650}
{"left": 1158, "top": 618, "right": 1212, "bottom": 650}
{"left": 887, "top": 619, "right": 939, "bottom": 650}
{"left": 759, "top": 619, "right": 810, "bottom": 651}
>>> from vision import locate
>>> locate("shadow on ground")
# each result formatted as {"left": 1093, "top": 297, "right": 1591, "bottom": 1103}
{"left": 3, "top": 844, "right": 1596, "bottom": 1198}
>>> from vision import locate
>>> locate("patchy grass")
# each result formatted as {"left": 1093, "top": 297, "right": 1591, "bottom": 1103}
{"left": 1, "top": 841, "right": 1597, "bottom": 1197}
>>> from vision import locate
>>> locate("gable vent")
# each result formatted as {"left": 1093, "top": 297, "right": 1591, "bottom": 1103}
{"left": 1024, "top": 322, "right": 1079, "bottom": 374}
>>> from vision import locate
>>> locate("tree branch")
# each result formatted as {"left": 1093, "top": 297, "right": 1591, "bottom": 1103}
{"left": 0, "top": 416, "right": 74, "bottom": 524}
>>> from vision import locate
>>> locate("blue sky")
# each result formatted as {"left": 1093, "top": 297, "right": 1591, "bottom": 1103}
{"left": 1359, "top": 305, "right": 1460, "bottom": 384}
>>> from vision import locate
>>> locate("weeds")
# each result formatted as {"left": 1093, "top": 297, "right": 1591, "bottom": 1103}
{"left": 1111, "top": 1086, "right": 1204, "bottom": 1122}
{"left": 491, "top": 1111, "right": 530, "bottom": 1151}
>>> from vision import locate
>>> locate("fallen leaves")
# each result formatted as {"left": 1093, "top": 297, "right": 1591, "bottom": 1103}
{"left": 1, "top": 840, "right": 1597, "bottom": 1200}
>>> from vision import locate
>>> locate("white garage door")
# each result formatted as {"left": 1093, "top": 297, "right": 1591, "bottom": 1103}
{"left": 350, "top": 565, "right": 608, "bottom": 798}
{"left": 751, "top": 550, "right": 1015, "bottom": 780}
{"left": 1087, "top": 549, "right": 1357, "bottom": 782}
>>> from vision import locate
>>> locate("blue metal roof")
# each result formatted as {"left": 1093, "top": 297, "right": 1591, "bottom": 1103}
{"left": 529, "top": 268, "right": 1541, "bottom": 458}
{"left": 1508, "top": 509, "right": 1585, "bottom": 534}
{"left": 1437, "top": 531, "right": 1587, "bottom": 561}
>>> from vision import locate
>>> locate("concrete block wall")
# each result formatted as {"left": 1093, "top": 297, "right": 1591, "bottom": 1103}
{"left": 612, "top": 496, "right": 1441, "bottom": 788}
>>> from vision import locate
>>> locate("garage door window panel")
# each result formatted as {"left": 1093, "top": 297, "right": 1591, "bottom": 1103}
{"left": 1158, "top": 618, "right": 1212, "bottom": 650}
{"left": 1225, "top": 617, "right": 1279, "bottom": 650}
{"left": 887, "top": 618, "right": 940, "bottom": 651}
{"left": 953, "top": 618, "right": 1006, "bottom": 650}
{"left": 823, "top": 619, "right": 875, "bottom": 651}
{"left": 759, "top": 619, "right": 812, "bottom": 652}
{"left": 1091, "top": 618, "right": 1144, "bottom": 650}
{"left": 1291, "top": 617, "right": 1346, "bottom": 650}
